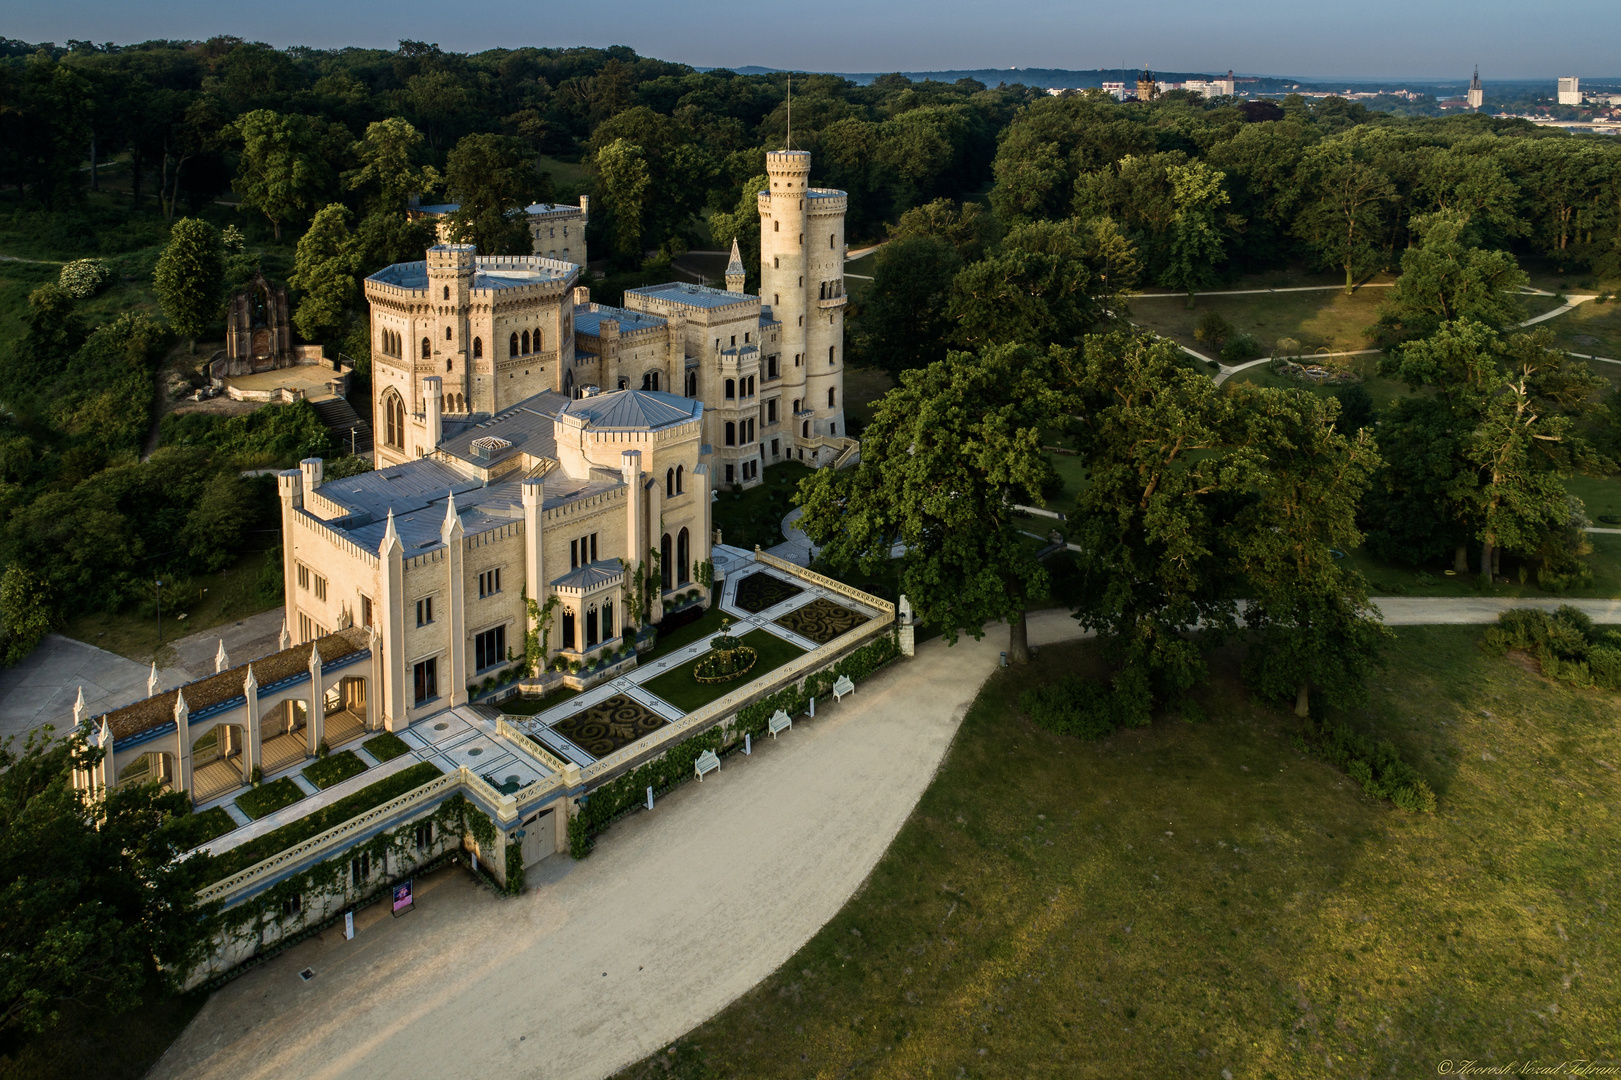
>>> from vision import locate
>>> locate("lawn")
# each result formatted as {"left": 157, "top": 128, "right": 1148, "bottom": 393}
{"left": 302, "top": 750, "right": 368, "bottom": 789}
{"left": 622, "top": 627, "right": 1619, "bottom": 1078}
{"left": 233, "top": 777, "right": 305, "bottom": 820}
{"left": 1131, "top": 280, "right": 1394, "bottom": 357}
{"left": 712, "top": 460, "right": 813, "bottom": 550}
{"left": 641, "top": 629, "right": 806, "bottom": 712}
{"left": 362, "top": 731, "right": 412, "bottom": 762}
{"left": 499, "top": 686, "right": 583, "bottom": 716}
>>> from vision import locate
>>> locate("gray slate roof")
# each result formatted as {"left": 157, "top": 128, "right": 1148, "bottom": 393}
{"left": 368, "top": 259, "right": 571, "bottom": 292}
{"left": 626, "top": 281, "right": 756, "bottom": 311}
{"left": 560, "top": 389, "right": 701, "bottom": 431}
{"left": 574, "top": 304, "right": 666, "bottom": 336}
{"left": 550, "top": 559, "right": 625, "bottom": 591}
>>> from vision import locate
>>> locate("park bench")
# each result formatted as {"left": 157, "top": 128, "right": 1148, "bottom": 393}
{"left": 833, "top": 674, "right": 856, "bottom": 702}
{"left": 768, "top": 709, "right": 793, "bottom": 739}
{"left": 694, "top": 749, "right": 720, "bottom": 781}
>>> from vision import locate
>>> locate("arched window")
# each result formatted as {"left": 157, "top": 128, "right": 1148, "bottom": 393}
{"left": 828, "top": 387, "right": 836, "bottom": 408}
{"left": 509, "top": 333, "right": 518, "bottom": 358}
{"left": 774, "top": 220, "right": 779, "bottom": 232}
{"left": 677, "top": 527, "right": 690, "bottom": 584}
{"left": 819, "top": 282, "right": 826, "bottom": 300}
{"left": 442, "top": 285, "right": 449, "bottom": 301}
{"left": 747, "top": 376, "right": 755, "bottom": 396}
{"left": 660, "top": 533, "right": 673, "bottom": 590}
{"left": 724, "top": 379, "right": 735, "bottom": 399}
{"left": 445, "top": 326, "right": 452, "bottom": 341}
{"left": 773, "top": 256, "right": 779, "bottom": 269}
{"left": 685, "top": 371, "right": 697, "bottom": 397}
{"left": 601, "top": 600, "right": 614, "bottom": 639}
{"left": 533, "top": 328, "right": 542, "bottom": 350}
{"left": 521, "top": 330, "right": 530, "bottom": 354}
{"left": 472, "top": 337, "right": 482, "bottom": 359}
{"left": 830, "top": 233, "right": 836, "bottom": 248}
{"left": 446, "top": 358, "right": 453, "bottom": 372}
{"left": 585, "top": 604, "right": 598, "bottom": 648}
{"left": 793, "top": 398, "right": 800, "bottom": 413}
{"left": 666, "top": 468, "right": 674, "bottom": 498}
{"left": 562, "top": 608, "right": 575, "bottom": 649}
{"left": 725, "top": 422, "right": 736, "bottom": 446}
{"left": 383, "top": 391, "right": 405, "bottom": 449}
{"left": 420, "top": 337, "right": 431, "bottom": 359}
{"left": 802, "top": 420, "right": 809, "bottom": 438}
{"left": 676, "top": 465, "right": 684, "bottom": 494}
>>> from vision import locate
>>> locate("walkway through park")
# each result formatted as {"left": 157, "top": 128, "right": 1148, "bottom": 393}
{"left": 151, "top": 598, "right": 1621, "bottom": 1080}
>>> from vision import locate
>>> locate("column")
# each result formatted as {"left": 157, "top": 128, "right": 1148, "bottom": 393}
{"left": 622, "top": 450, "right": 642, "bottom": 625}
{"left": 174, "top": 691, "right": 192, "bottom": 800}
{"left": 423, "top": 375, "right": 443, "bottom": 456}
{"left": 647, "top": 472, "right": 664, "bottom": 624}
{"left": 307, "top": 644, "right": 324, "bottom": 756}
{"left": 442, "top": 490, "right": 466, "bottom": 706}
{"left": 380, "top": 509, "right": 408, "bottom": 731}
{"left": 367, "top": 625, "right": 384, "bottom": 730}
{"left": 522, "top": 479, "right": 546, "bottom": 668}
{"left": 277, "top": 470, "right": 303, "bottom": 643}
{"left": 243, "top": 665, "right": 261, "bottom": 778}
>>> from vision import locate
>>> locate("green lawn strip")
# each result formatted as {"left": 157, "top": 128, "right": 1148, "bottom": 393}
{"left": 712, "top": 461, "right": 814, "bottom": 550}
{"left": 641, "top": 630, "right": 806, "bottom": 712}
{"left": 499, "top": 686, "right": 582, "bottom": 716}
{"left": 301, "top": 750, "right": 368, "bottom": 789}
{"left": 210, "top": 761, "right": 444, "bottom": 880}
{"left": 621, "top": 628, "right": 1619, "bottom": 1079}
{"left": 361, "top": 731, "right": 411, "bottom": 762}
{"left": 170, "top": 806, "right": 236, "bottom": 849}
{"left": 1351, "top": 530, "right": 1621, "bottom": 599}
{"left": 642, "top": 600, "right": 728, "bottom": 664}
{"left": 233, "top": 776, "right": 305, "bottom": 820}
{"left": 1131, "top": 285, "right": 1390, "bottom": 356}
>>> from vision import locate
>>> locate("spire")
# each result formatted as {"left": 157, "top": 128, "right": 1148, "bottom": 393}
{"left": 278, "top": 618, "right": 291, "bottom": 651}
{"left": 73, "top": 685, "right": 87, "bottom": 727}
{"left": 173, "top": 689, "right": 189, "bottom": 723}
{"left": 244, "top": 662, "right": 257, "bottom": 694}
{"left": 309, "top": 641, "right": 323, "bottom": 674}
{"left": 214, "top": 638, "right": 230, "bottom": 674}
{"left": 725, "top": 238, "right": 746, "bottom": 294}
{"left": 441, "top": 488, "right": 462, "bottom": 542}
{"left": 147, "top": 662, "right": 159, "bottom": 698}
{"left": 97, "top": 718, "right": 112, "bottom": 749}
{"left": 382, "top": 506, "right": 402, "bottom": 555}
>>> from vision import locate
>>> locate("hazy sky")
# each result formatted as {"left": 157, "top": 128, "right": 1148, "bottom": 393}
{"left": 7, "top": 0, "right": 1613, "bottom": 81}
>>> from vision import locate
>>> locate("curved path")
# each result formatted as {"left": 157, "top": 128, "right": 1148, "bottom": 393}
{"left": 150, "top": 600, "right": 1616, "bottom": 1080}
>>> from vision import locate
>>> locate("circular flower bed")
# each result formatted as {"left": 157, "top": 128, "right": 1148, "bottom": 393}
{"left": 694, "top": 646, "right": 756, "bottom": 683}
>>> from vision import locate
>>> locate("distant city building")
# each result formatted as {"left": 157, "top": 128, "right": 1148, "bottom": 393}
{"left": 1135, "top": 68, "right": 1156, "bottom": 101}
{"left": 1467, "top": 67, "right": 1484, "bottom": 110}
{"left": 1101, "top": 81, "right": 1127, "bottom": 100}
{"left": 1558, "top": 77, "right": 1582, "bottom": 105}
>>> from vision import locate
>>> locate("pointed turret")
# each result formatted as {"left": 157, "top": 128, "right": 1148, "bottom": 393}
{"left": 278, "top": 618, "right": 291, "bottom": 651}
{"left": 73, "top": 685, "right": 87, "bottom": 727}
{"left": 441, "top": 488, "right": 463, "bottom": 544}
{"left": 382, "top": 507, "right": 402, "bottom": 555}
{"left": 215, "top": 638, "right": 230, "bottom": 673}
{"left": 725, "top": 237, "right": 746, "bottom": 294}
{"left": 173, "top": 688, "right": 189, "bottom": 725}
{"left": 147, "top": 662, "right": 159, "bottom": 699}
{"left": 244, "top": 662, "right": 257, "bottom": 696}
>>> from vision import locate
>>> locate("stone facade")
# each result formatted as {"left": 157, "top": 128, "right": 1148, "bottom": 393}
{"left": 409, "top": 197, "right": 590, "bottom": 267}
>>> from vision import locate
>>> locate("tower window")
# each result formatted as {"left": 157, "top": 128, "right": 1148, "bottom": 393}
{"left": 828, "top": 387, "right": 836, "bottom": 407}
{"left": 421, "top": 337, "right": 431, "bottom": 359}
{"left": 830, "top": 234, "right": 835, "bottom": 248}
{"left": 443, "top": 285, "right": 449, "bottom": 301}
{"left": 829, "top": 346, "right": 836, "bottom": 365}
{"left": 725, "top": 379, "right": 735, "bottom": 399}
{"left": 774, "top": 221, "right": 779, "bottom": 232}
{"left": 445, "top": 326, "right": 452, "bottom": 340}
{"left": 509, "top": 333, "right": 519, "bottom": 358}
{"left": 472, "top": 337, "right": 482, "bottom": 359}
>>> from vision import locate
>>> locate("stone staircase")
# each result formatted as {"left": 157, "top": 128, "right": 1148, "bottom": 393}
{"left": 309, "top": 396, "right": 373, "bottom": 458}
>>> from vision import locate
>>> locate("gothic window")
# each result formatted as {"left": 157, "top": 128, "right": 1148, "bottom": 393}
{"left": 421, "top": 337, "right": 430, "bottom": 359}
{"left": 562, "top": 609, "right": 575, "bottom": 649}
{"left": 829, "top": 346, "right": 836, "bottom": 365}
{"left": 793, "top": 399, "right": 800, "bottom": 413}
{"left": 677, "top": 528, "right": 690, "bottom": 584}
{"left": 767, "top": 399, "right": 777, "bottom": 423}
{"left": 768, "top": 355, "right": 778, "bottom": 378}
{"left": 661, "top": 533, "right": 672, "bottom": 590}
{"left": 533, "top": 328, "right": 542, "bottom": 350}
{"left": 676, "top": 465, "right": 684, "bottom": 494}
{"left": 522, "top": 330, "right": 530, "bottom": 354}
{"left": 446, "top": 359, "right": 453, "bottom": 372}
{"left": 685, "top": 371, "right": 697, "bottom": 397}
{"left": 585, "top": 605, "right": 598, "bottom": 648}
{"left": 666, "top": 468, "right": 674, "bottom": 498}
{"left": 443, "top": 286, "right": 449, "bottom": 301}
{"left": 383, "top": 391, "right": 405, "bottom": 449}
{"left": 828, "top": 387, "right": 836, "bottom": 407}
{"left": 725, "top": 422, "right": 736, "bottom": 446}
{"left": 473, "top": 337, "right": 482, "bottom": 359}
{"left": 802, "top": 420, "right": 809, "bottom": 438}
{"left": 748, "top": 376, "right": 755, "bottom": 396}
{"left": 773, "top": 257, "right": 779, "bottom": 269}
{"left": 601, "top": 600, "right": 613, "bottom": 639}
{"left": 509, "top": 333, "right": 519, "bottom": 358}
{"left": 725, "top": 379, "right": 735, "bottom": 399}
{"left": 445, "top": 326, "right": 452, "bottom": 341}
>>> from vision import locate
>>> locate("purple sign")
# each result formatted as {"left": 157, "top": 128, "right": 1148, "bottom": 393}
{"left": 392, "top": 881, "right": 414, "bottom": 915}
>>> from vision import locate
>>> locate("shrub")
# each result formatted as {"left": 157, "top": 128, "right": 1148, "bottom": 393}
{"left": 1018, "top": 674, "right": 1148, "bottom": 739}
{"left": 1306, "top": 718, "right": 1435, "bottom": 813}
{"left": 58, "top": 258, "right": 111, "bottom": 298}
{"left": 1219, "top": 332, "right": 1262, "bottom": 363}
{"left": 301, "top": 749, "right": 367, "bottom": 790}
{"left": 1483, "top": 605, "right": 1621, "bottom": 690}
{"left": 1193, "top": 310, "right": 1232, "bottom": 347}
{"left": 504, "top": 839, "right": 526, "bottom": 895}
{"left": 362, "top": 731, "right": 410, "bottom": 763}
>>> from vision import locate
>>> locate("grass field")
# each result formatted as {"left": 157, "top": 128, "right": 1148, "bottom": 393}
{"left": 712, "top": 461, "right": 813, "bottom": 549}
{"left": 622, "top": 627, "right": 1619, "bottom": 1079}
{"left": 641, "top": 629, "right": 806, "bottom": 712}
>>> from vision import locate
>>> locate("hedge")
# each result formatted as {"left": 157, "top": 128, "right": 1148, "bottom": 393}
{"left": 302, "top": 750, "right": 368, "bottom": 790}
{"left": 210, "top": 762, "right": 444, "bottom": 879}
{"left": 1298, "top": 718, "right": 1436, "bottom": 813}
{"left": 362, "top": 731, "right": 411, "bottom": 763}
{"left": 235, "top": 777, "right": 305, "bottom": 820}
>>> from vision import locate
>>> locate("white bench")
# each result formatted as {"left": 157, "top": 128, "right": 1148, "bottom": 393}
{"left": 694, "top": 749, "right": 720, "bottom": 781}
{"left": 833, "top": 674, "right": 856, "bottom": 702}
{"left": 768, "top": 709, "right": 793, "bottom": 739}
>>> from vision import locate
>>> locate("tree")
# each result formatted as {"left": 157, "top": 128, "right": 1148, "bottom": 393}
{"left": 708, "top": 173, "right": 767, "bottom": 291}
{"left": 0, "top": 565, "right": 52, "bottom": 666}
{"left": 344, "top": 117, "right": 439, "bottom": 214}
{"left": 152, "top": 217, "right": 223, "bottom": 352}
{"left": 230, "top": 109, "right": 330, "bottom": 239}
{"left": 795, "top": 343, "right": 1067, "bottom": 663}
{"left": 289, "top": 203, "right": 360, "bottom": 342}
{"left": 890, "top": 197, "right": 995, "bottom": 263}
{"left": 593, "top": 137, "right": 652, "bottom": 267}
{"left": 1372, "top": 210, "right": 1527, "bottom": 346}
{"left": 1161, "top": 161, "right": 1231, "bottom": 299}
{"left": 1293, "top": 140, "right": 1394, "bottom": 292}
{"left": 443, "top": 132, "right": 538, "bottom": 256}
{"left": 851, "top": 235, "right": 961, "bottom": 378}
{"left": 1067, "top": 330, "right": 1238, "bottom": 715}
{"left": 1226, "top": 385, "right": 1390, "bottom": 716}
{"left": 0, "top": 729, "right": 218, "bottom": 1038}
{"left": 1362, "top": 395, "right": 1476, "bottom": 570}
{"left": 947, "top": 218, "right": 1106, "bottom": 350}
